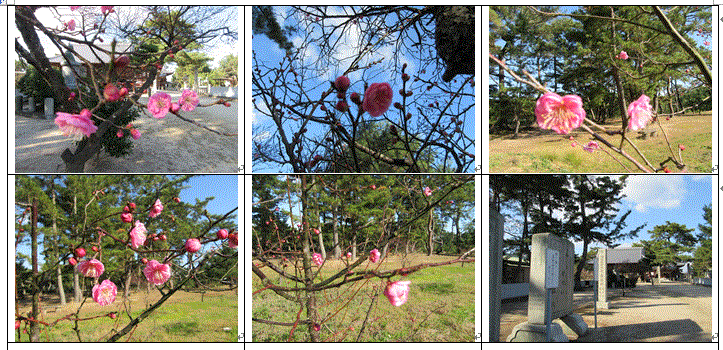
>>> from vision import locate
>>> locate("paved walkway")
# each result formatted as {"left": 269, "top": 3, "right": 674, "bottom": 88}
{"left": 500, "top": 281, "right": 712, "bottom": 342}
{"left": 14, "top": 96, "right": 238, "bottom": 173}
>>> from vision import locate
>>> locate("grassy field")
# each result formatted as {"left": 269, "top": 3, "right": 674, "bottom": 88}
{"left": 252, "top": 253, "right": 476, "bottom": 342}
{"left": 489, "top": 112, "right": 712, "bottom": 173}
{"left": 15, "top": 289, "right": 238, "bottom": 342}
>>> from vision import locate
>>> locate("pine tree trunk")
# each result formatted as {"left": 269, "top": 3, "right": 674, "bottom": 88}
{"left": 73, "top": 195, "right": 82, "bottom": 302}
{"left": 352, "top": 233, "right": 357, "bottom": 260}
{"left": 427, "top": 208, "right": 434, "bottom": 256}
{"left": 300, "top": 176, "right": 320, "bottom": 342}
{"left": 124, "top": 265, "right": 132, "bottom": 298}
{"left": 318, "top": 229, "right": 326, "bottom": 260}
{"left": 52, "top": 188, "right": 66, "bottom": 305}
{"left": 333, "top": 203, "right": 341, "bottom": 258}
{"left": 30, "top": 198, "right": 40, "bottom": 342}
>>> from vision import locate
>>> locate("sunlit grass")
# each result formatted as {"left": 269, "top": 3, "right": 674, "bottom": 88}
{"left": 252, "top": 253, "right": 475, "bottom": 342}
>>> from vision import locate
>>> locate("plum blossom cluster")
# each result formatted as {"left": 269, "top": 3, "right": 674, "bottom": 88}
{"left": 329, "top": 75, "right": 393, "bottom": 118}
{"left": 147, "top": 90, "right": 199, "bottom": 119}
{"left": 535, "top": 92, "right": 654, "bottom": 136}
{"left": 74, "top": 257, "right": 117, "bottom": 306}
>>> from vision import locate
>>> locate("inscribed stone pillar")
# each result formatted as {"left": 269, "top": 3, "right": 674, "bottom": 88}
{"left": 596, "top": 249, "right": 609, "bottom": 309}
{"left": 489, "top": 210, "right": 504, "bottom": 342}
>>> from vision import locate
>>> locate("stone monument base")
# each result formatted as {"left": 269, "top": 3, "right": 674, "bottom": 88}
{"left": 560, "top": 313, "right": 588, "bottom": 336}
{"left": 596, "top": 301, "right": 609, "bottom": 309}
{"left": 507, "top": 322, "right": 568, "bottom": 342}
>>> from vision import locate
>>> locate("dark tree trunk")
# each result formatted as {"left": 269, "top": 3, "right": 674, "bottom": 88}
{"left": 30, "top": 198, "right": 40, "bottom": 342}
{"left": 52, "top": 187, "right": 66, "bottom": 305}
{"left": 300, "top": 176, "right": 320, "bottom": 342}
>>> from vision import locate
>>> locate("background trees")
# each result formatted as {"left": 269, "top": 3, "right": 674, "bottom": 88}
{"left": 252, "top": 175, "right": 475, "bottom": 258}
{"left": 490, "top": 6, "right": 712, "bottom": 136}
{"left": 14, "top": 175, "right": 238, "bottom": 342}
{"left": 251, "top": 174, "right": 475, "bottom": 341}
{"left": 252, "top": 6, "right": 476, "bottom": 173}
{"left": 15, "top": 6, "right": 237, "bottom": 171}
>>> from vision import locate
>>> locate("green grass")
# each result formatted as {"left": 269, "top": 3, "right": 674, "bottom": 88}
{"left": 489, "top": 113, "right": 713, "bottom": 173}
{"left": 15, "top": 290, "right": 237, "bottom": 342}
{"left": 252, "top": 254, "right": 476, "bottom": 342}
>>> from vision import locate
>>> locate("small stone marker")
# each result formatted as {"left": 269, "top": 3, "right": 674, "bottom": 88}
{"left": 507, "top": 233, "right": 588, "bottom": 342}
{"left": 44, "top": 98, "right": 54, "bottom": 119}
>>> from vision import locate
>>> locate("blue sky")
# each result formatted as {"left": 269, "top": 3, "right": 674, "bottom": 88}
{"left": 16, "top": 175, "right": 238, "bottom": 267}
{"left": 252, "top": 6, "right": 476, "bottom": 172}
{"left": 490, "top": 6, "right": 713, "bottom": 91}
{"left": 498, "top": 175, "right": 713, "bottom": 256}
{"left": 609, "top": 175, "right": 712, "bottom": 251}
{"left": 182, "top": 175, "right": 238, "bottom": 221}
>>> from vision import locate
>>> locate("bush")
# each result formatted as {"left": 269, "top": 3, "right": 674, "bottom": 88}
{"left": 17, "top": 66, "right": 63, "bottom": 108}
{"left": 75, "top": 83, "right": 141, "bottom": 157}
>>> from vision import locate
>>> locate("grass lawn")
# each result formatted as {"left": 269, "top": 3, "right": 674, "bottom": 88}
{"left": 252, "top": 253, "right": 476, "bottom": 342}
{"left": 489, "top": 112, "right": 712, "bottom": 173}
{"left": 15, "top": 289, "right": 238, "bottom": 342}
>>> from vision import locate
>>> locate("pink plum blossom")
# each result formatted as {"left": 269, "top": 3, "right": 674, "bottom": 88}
{"left": 55, "top": 109, "right": 97, "bottom": 138}
{"left": 185, "top": 238, "right": 201, "bottom": 253}
{"left": 369, "top": 249, "right": 381, "bottom": 263}
{"left": 149, "top": 199, "right": 163, "bottom": 218}
{"left": 130, "top": 129, "right": 141, "bottom": 140}
{"left": 66, "top": 19, "right": 76, "bottom": 31}
{"left": 77, "top": 259, "right": 105, "bottom": 278}
{"left": 75, "top": 247, "right": 86, "bottom": 258}
{"left": 582, "top": 141, "right": 600, "bottom": 153}
{"left": 217, "top": 229, "right": 229, "bottom": 239}
{"left": 334, "top": 76, "right": 350, "bottom": 92}
{"left": 69, "top": 257, "right": 77, "bottom": 266}
{"left": 103, "top": 83, "right": 122, "bottom": 102}
{"left": 116, "top": 129, "right": 124, "bottom": 138}
{"left": 534, "top": 92, "right": 586, "bottom": 135}
{"left": 92, "top": 279, "right": 117, "bottom": 306}
{"left": 70, "top": 6, "right": 81, "bottom": 11}
{"left": 423, "top": 187, "right": 433, "bottom": 197}
{"left": 100, "top": 6, "right": 114, "bottom": 15}
{"left": 114, "top": 55, "right": 130, "bottom": 69}
{"left": 616, "top": 51, "right": 629, "bottom": 60}
{"left": 346, "top": 252, "right": 352, "bottom": 258}
{"left": 120, "top": 212, "right": 133, "bottom": 223}
{"left": 362, "top": 83, "right": 393, "bottom": 117}
{"left": 147, "top": 92, "right": 172, "bottom": 119}
{"left": 384, "top": 280, "right": 411, "bottom": 306}
{"left": 312, "top": 253, "right": 324, "bottom": 266}
{"left": 130, "top": 220, "right": 147, "bottom": 248}
{"left": 143, "top": 260, "right": 171, "bottom": 285}
{"left": 335, "top": 100, "right": 349, "bottom": 112}
{"left": 626, "top": 94, "right": 653, "bottom": 131}
{"left": 228, "top": 233, "right": 238, "bottom": 248}
{"left": 179, "top": 90, "right": 199, "bottom": 111}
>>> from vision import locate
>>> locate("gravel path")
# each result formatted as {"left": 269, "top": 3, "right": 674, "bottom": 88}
{"left": 14, "top": 96, "right": 238, "bottom": 173}
{"left": 500, "top": 280, "right": 712, "bottom": 342}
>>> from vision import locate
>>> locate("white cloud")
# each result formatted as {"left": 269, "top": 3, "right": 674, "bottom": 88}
{"left": 622, "top": 175, "right": 685, "bottom": 213}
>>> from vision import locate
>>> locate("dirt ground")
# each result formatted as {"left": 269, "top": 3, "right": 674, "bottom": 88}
{"left": 501, "top": 280, "right": 712, "bottom": 342}
{"left": 14, "top": 95, "right": 238, "bottom": 173}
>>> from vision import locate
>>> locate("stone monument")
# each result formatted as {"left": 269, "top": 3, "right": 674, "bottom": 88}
{"left": 507, "top": 233, "right": 588, "bottom": 342}
{"left": 596, "top": 249, "right": 609, "bottom": 309}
